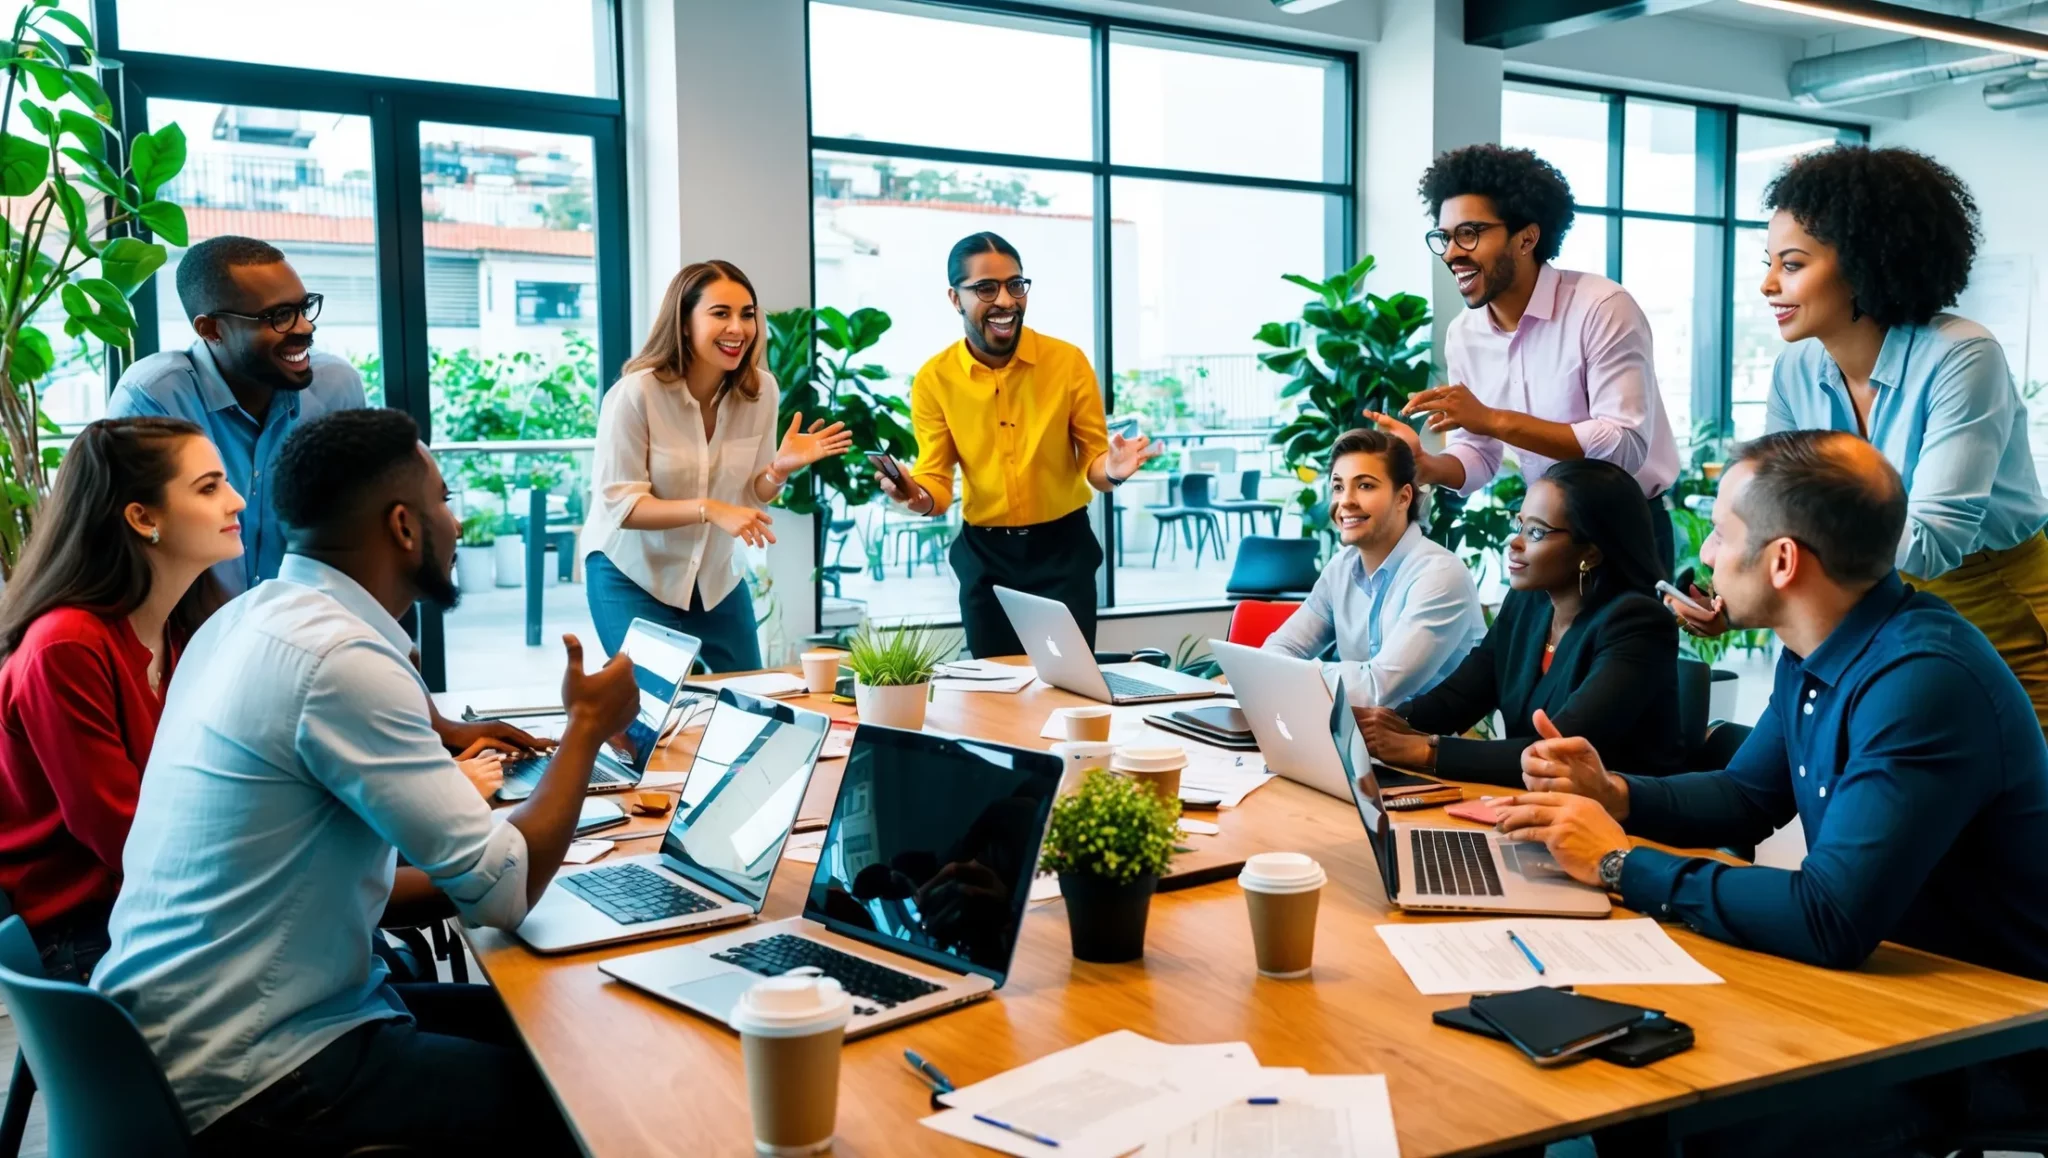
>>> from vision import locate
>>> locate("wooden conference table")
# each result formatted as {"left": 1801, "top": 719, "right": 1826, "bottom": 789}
{"left": 457, "top": 665, "right": 2048, "bottom": 1157}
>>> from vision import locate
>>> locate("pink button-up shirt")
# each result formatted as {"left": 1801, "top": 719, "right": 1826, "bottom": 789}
{"left": 1441, "top": 263, "right": 1679, "bottom": 499}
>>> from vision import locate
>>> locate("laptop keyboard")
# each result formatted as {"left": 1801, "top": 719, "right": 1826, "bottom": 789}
{"left": 1103, "top": 670, "right": 1175, "bottom": 700}
{"left": 559, "top": 864, "right": 718, "bottom": 925}
{"left": 504, "top": 756, "right": 630, "bottom": 789}
{"left": 1411, "top": 829, "right": 1505, "bottom": 897}
{"left": 710, "top": 934, "right": 943, "bottom": 1014}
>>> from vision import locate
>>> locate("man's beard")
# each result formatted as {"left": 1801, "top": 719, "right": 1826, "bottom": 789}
{"left": 415, "top": 519, "right": 460, "bottom": 610}
{"left": 1470, "top": 250, "right": 1519, "bottom": 310}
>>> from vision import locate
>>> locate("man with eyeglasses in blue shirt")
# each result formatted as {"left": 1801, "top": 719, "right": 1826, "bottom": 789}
{"left": 108, "top": 235, "right": 367, "bottom": 598}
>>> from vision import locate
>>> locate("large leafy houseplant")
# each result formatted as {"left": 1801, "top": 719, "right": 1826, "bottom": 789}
{"left": 765, "top": 306, "right": 915, "bottom": 518}
{"left": 1260, "top": 257, "right": 1431, "bottom": 544}
{"left": 424, "top": 332, "right": 600, "bottom": 518}
{"left": 0, "top": 2, "right": 186, "bottom": 570}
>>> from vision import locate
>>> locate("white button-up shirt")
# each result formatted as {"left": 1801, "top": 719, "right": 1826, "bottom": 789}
{"left": 1442, "top": 263, "right": 1679, "bottom": 499}
{"left": 93, "top": 556, "right": 530, "bottom": 1132}
{"left": 585, "top": 367, "right": 781, "bottom": 610}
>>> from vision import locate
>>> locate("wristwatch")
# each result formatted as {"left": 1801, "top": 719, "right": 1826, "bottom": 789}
{"left": 1597, "top": 848, "right": 1630, "bottom": 891}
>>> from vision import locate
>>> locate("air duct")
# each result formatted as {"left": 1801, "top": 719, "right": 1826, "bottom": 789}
{"left": 1985, "top": 72, "right": 2048, "bottom": 103}
{"left": 1788, "top": 1, "right": 2048, "bottom": 103}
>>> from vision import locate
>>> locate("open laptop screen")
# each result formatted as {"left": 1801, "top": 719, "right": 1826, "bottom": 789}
{"left": 803, "top": 726, "right": 1062, "bottom": 985}
{"left": 605, "top": 621, "right": 701, "bottom": 772}
{"left": 1331, "top": 680, "right": 1399, "bottom": 901}
{"left": 657, "top": 689, "right": 830, "bottom": 908}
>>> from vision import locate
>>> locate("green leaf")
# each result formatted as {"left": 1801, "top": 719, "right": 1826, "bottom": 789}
{"left": 60, "top": 144, "right": 117, "bottom": 188}
{"left": 37, "top": 9, "right": 93, "bottom": 50}
{"left": 17, "top": 59, "right": 65, "bottom": 100}
{"left": 29, "top": 27, "right": 69, "bottom": 67}
{"left": 1259, "top": 349, "right": 1308, "bottom": 376}
{"left": 855, "top": 364, "right": 889, "bottom": 381}
{"left": 52, "top": 171, "right": 93, "bottom": 256}
{"left": 1280, "top": 272, "right": 1328, "bottom": 297}
{"left": 9, "top": 325, "right": 52, "bottom": 383}
{"left": 137, "top": 199, "right": 186, "bottom": 245}
{"left": 60, "top": 69, "right": 110, "bottom": 120}
{"left": 57, "top": 110, "right": 103, "bottom": 150}
{"left": 79, "top": 313, "right": 126, "bottom": 346}
{"left": 97, "top": 236, "right": 166, "bottom": 295}
{"left": 76, "top": 277, "right": 131, "bottom": 327}
{"left": 0, "top": 133, "right": 48, "bottom": 197}
{"left": 16, "top": 99, "right": 51, "bottom": 138}
{"left": 130, "top": 123, "right": 186, "bottom": 200}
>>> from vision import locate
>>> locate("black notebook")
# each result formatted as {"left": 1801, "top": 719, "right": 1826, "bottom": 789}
{"left": 1468, "top": 987, "right": 1651, "bottom": 1064}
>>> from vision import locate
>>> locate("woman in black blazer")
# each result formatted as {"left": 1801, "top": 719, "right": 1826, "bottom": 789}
{"left": 1358, "top": 458, "right": 1680, "bottom": 786}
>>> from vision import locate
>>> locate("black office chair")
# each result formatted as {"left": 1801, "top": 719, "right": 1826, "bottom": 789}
{"left": 1677, "top": 657, "right": 1750, "bottom": 772}
{"left": 1212, "top": 469, "right": 1282, "bottom": 537}
{"left": 1223, "top": 536, "right": 1321, "bottom": 600}
{"left": 1146, "top": 473, "right": 1226, "bottom": 568}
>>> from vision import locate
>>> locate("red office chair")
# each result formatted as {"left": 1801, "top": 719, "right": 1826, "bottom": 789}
{"left": 1226, "top": 600, "right": 1301, "bottom": 649}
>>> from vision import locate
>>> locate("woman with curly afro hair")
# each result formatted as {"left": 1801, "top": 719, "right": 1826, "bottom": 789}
{"left": 1665, "top": 145, "right": 2048, "bottom": 731}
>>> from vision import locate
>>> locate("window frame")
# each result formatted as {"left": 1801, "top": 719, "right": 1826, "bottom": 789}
{"left": 806, "top": 0, "right": 1358, "bottom": 621}
{"left": 1503, "top": 75, "right": 1867, "bottom": 442}
{"left": 95, "top": 0, "right": 632, "bottom": 692}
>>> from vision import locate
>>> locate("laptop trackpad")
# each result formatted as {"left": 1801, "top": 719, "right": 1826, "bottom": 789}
{"left": 1498, "top": 841, "right": 1572, "bottom": 882}
{"left": 668, "top": 970, "right": 758, "bottom": 1018}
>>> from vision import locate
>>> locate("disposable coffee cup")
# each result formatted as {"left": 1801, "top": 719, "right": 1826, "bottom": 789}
{"left": 801, "top": 651, "right": 845, "bottom": 696}
{"left": 732, "top": 975, "right": 854, "bottom": 1156}
{"left": 1049, "top": 740, "right": 1116, "bottom": 796}
{"left": 1239, "top": 852, "right": 1327, "bottom": 980}
{"left": 1113, "top": 744, "right": 1188, "bottom": 802}
{"left": 1062, "top": 706, "right": 1113, "bottom": 742}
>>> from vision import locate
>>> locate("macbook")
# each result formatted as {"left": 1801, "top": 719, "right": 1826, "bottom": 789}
{"left": 994, "top": 585, "right": 1218, "bottom": 703}
{"left": 1333, "top": 682, "right": 1610, "bottom": 917}
{"left": 516, "top": 688, "right": 832, "bottom": 953}
{"left": 600, "top": 724, "right": 1062, "bottom": 1037}
{"left": 495, "top": 618, "right": 702, "bottom": 803}
{"left": 1208, "top": 639, "right": 1354, "bottom": 801}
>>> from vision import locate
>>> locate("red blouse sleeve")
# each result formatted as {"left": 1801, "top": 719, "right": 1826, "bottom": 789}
{"left": 19, "top": 638, "right": 144, "bottom": 870}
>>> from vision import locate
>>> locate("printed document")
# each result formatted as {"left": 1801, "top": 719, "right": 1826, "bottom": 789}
{"left": 1377, "top": 917, "right": 1725, "bottom": 995}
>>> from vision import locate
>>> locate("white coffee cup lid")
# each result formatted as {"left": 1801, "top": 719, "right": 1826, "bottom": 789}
{"left": 802, "top": 650, "right": 844, "bottom": 660}
{"left": 730, "top": 974, "right": 853, "bottom": 1038}
{"left": 1113, "top": 744, "right": 1188, "bottom": 773}
{"left": 1239, "top": 851, "right": 1327, "bottom": 894}
{"left": 1066, "top": 705, "right": 1112, "bottom": 717}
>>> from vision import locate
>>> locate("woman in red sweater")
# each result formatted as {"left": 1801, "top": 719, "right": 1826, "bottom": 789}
{"left": 0, "top": 417, "right": 246, "bottom": 983}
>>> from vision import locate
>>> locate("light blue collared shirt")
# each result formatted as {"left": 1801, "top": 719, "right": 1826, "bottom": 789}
{"left": 1766, "top": 315, "right": 2048, "bottom": 579}
{"left": 106, "top": 340, "right": 367, "bottom": 596}
{"left": 1262, "top": 522, "right": 1487, "bottom": 708}
{"left": 92, "top": 556, "right": 530, "bottom": 1133}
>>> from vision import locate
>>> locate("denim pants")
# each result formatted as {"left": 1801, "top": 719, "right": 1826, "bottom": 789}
{"left": 584, "top": 551, "right": 762, "bottom": 672}
{"left": 195, "top": 983, "right": 578, "bottom": 1157}
{"left": 32, "top": 903, "right": 112, "bottom": 984}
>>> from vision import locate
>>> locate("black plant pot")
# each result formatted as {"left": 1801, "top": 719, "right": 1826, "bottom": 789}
{"left": 1059, "top": 871, "right": 1158, "bottom": 963}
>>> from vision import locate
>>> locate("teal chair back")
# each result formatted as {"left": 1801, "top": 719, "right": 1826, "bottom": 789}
{"left": 0, "top": 916, "right": 191, "bottom": 1157}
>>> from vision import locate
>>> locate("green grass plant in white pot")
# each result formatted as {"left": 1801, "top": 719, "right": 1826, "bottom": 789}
{"left": 844, "top": 620, "right": 957, "bottom": 731}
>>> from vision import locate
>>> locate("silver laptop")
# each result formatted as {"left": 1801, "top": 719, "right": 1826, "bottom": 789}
{"left": 600, "top": 724, "right": 1063, "bottom": 1037}
{"left": 1208, "top": 639, "right": 1354, "bottom": 801}
{"left": 516, "top": 689, "right": 831, "bottom": 953}
{"left": 1333, "top": 681, "right": 1610, "bottom": 918}
{"left": 496, "top": 618, "right": 703, "bottom": 802}
{"left": 993, "top": 585, "right": 1218, "bottom": 704}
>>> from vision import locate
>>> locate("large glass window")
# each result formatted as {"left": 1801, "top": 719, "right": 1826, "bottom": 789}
{"left": 809, "top": 2, "right": 1353, "bottom": 623}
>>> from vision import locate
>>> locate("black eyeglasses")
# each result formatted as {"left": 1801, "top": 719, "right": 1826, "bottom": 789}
{"left": 1510, "top": 515, "right": 1572, "bottom": 543}
{"left": 1425, "top": 223, "right": 1506, "bottom": 256}
{"left": 210, "top": 294, "right": 323, "bottom": 333}
{"left": 956, "top": 277, "right": 1031, "bottom": 302}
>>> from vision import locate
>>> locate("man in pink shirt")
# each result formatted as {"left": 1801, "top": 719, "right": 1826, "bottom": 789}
{"left": 1366, "top": 144, "right": 1679, "bottom": 572}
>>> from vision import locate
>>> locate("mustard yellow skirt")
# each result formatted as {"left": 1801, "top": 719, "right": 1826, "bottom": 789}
{"left": 1905, "top": 530, "right": 2048, "bottom": 733}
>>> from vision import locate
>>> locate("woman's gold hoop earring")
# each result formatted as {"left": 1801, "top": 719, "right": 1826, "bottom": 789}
{"left": 1578, "top": 558, "right": 1593, "bottom": 597}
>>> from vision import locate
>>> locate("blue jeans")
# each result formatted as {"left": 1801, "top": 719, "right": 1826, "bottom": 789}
{"left": 584, "top": 551, "right": 762, "bottom": 673}
{"left": 195, "top": 983, "right": 577, "bottom": 1157}
{"left": 32, "top": 904, "right": 111, "bottom": 985}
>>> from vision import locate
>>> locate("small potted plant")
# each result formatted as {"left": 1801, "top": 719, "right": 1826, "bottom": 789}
{"left": 457, "top": 511, "right": 498, "bottom": 594}
{"left": 844, "top": 620, "right": 956, "bottom": 731}
{"left": 1040, "top": 768, "right": 1179, "bottom": 963}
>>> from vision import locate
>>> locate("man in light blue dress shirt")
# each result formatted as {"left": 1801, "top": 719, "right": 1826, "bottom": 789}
{"left": 106, "top": 235, "right": 367, "bottom": 597}
{"left": 1264, "top": 428, "right": 1486, "bottom": 707}
{"left": 93, "top": 409, "right": 639, "bottom": 1155}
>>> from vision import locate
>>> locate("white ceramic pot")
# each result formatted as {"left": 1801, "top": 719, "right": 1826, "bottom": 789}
{"left": 456, "top": 545, "right": 496, "bottom": 595}
{"left": 854, "top": 680, "right": 929, "bottom": 731}
{"left": 493, "top": 535, "right": 525, "bottom": 588}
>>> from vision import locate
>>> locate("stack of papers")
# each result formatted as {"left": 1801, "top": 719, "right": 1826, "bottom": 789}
{"left": 1375, "top": 917, "right": 1726, "bottom": 995}
{"left": 696, "top": 672, "right": 810, "bottom": 699}
{"left": 933, "top": 660, "right": 1038, "bottom": 694}
{"left": 1034, "top": 700, "right": 1276, "bottom": 808}
{"left": 922, "top": 1032, "right": 1398, "bottom": 1158}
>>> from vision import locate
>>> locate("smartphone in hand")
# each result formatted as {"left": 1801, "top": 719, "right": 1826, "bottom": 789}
{"left": 866, "top": 451, "right": 904, "bottom": 484}
{"left": 1656, "top": 579, "right": 1709, "bottom": 615}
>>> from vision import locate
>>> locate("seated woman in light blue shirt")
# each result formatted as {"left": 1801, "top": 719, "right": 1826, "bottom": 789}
{"left": 1667, "top": 145, "right": 2048, "bottom": 731}
{"left": 1263, "top": 427, "right": 1486, "bottom": 707}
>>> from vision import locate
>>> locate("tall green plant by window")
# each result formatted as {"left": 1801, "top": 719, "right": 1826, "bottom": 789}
{"left": 1260, "top": 256, "right": 1431, "bottom": 542}
{"left": 0, "top": 2, "right": 185, "bottom": 571}
{"left": 765, "top": 306, "right": 915, "bottom": 517}
{"left": 424, "top": 331, "right": 599, "bottom": 516}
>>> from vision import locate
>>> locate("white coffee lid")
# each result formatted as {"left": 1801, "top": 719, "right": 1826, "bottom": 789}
{"left": 1065, "top": 705, "right": 1112, "bottom": 717}
{"left": 1113, "top": 744, "right": 1188, "bottom": 773}
{"left": 801, "top": 649, "right": 844, "bottom": 659}
{"left": 730, "top": 974, "right": 853, "bottom": 1038}
{"left": 1239, "top": 851, "right": 1327, "bottom": 894}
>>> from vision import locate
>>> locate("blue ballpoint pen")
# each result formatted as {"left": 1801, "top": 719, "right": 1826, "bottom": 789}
{"left": 904, "top": 1049, "right": 954, "bottom": 1094}
{"left": 974, "top": 1114, "right": 1061, "bottom": 1147}
{"left": 1507, "top": 929, "right": 1547, "bottom": 976}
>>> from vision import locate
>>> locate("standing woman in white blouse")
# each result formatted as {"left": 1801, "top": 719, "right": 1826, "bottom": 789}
{"left": 584, "top": 261, "right": 851, "bottom": 670}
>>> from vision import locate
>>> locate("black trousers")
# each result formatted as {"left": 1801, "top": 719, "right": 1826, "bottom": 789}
{"left": 1650, "top": 492, "right": 1675, "bottom": 581}
{"left": 950, "top": 507, "right": 1103, "bottom": 659}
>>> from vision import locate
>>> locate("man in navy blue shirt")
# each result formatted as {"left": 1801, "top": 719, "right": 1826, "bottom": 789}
{"left": 1497, "top": 428, "right": 2048, "bottom": 1152}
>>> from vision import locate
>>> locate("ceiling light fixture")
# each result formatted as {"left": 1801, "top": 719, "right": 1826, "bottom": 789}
{"left": 1270, "top": 0, "right": 1349, "bottom": 12}
{"left": 1738, "top": 0, "right": 2048, "bottom": 60}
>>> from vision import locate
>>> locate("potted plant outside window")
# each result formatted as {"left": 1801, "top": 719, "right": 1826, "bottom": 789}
{"left": 844, "top": 620, "right": 956, "bottom": 731}
{"left": 1040, "top": 768, "right": 1180, "bottom": 963}
{"left": 457, "top": 511, "right": 497, "bottom": 594}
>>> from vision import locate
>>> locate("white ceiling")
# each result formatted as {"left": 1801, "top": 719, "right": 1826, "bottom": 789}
{"left": 1675, "top": 0, "right": 1853, "bottom": 37}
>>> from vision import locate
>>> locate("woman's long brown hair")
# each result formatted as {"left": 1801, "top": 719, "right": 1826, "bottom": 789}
{"left": 624, "top": 260, "right": 764, "bottom": 403}
{"left": 0, "top": 417, "right": 227, "bottom": 662}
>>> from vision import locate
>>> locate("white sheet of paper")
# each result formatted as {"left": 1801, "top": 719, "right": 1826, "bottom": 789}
{"left": 782, "top": 830, "right": 825, "bottom": 864}
{"left": 933, "top": 660, "right": 1037, "bottom": 694}
{"left": 1177, "top": 818, "right": 1220, "bottom": 836}
{"left": 819, "top": 725, "right": 855, "bottom": 761}
{"left": 1138, "top": 1072, "right": 1400, "bottom": 1158}
{"left": 1375, "top": 917, "right": 1725, "bottom": 995}
{"left": 563, "top": 840, "right": 611, "bottom": 865}
{"left": 697, "top": 672, "right": 811, "bottom": 699}
{"left": 923, "top": 1032, "right": 1264, "bottom": 1158}
{"left": 1035, "top": 701, "right": 1275, "bottom": 808}
{"left": 1030, "top": 872, "right": 1062, "bottom": 903}
{"left": 1036, "top": 699, "right": 1235, "bottom": 745}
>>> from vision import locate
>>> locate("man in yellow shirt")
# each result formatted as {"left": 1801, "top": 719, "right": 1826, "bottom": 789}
{"left": 876, "top": 232, "right": 1158, "bottom": 657}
